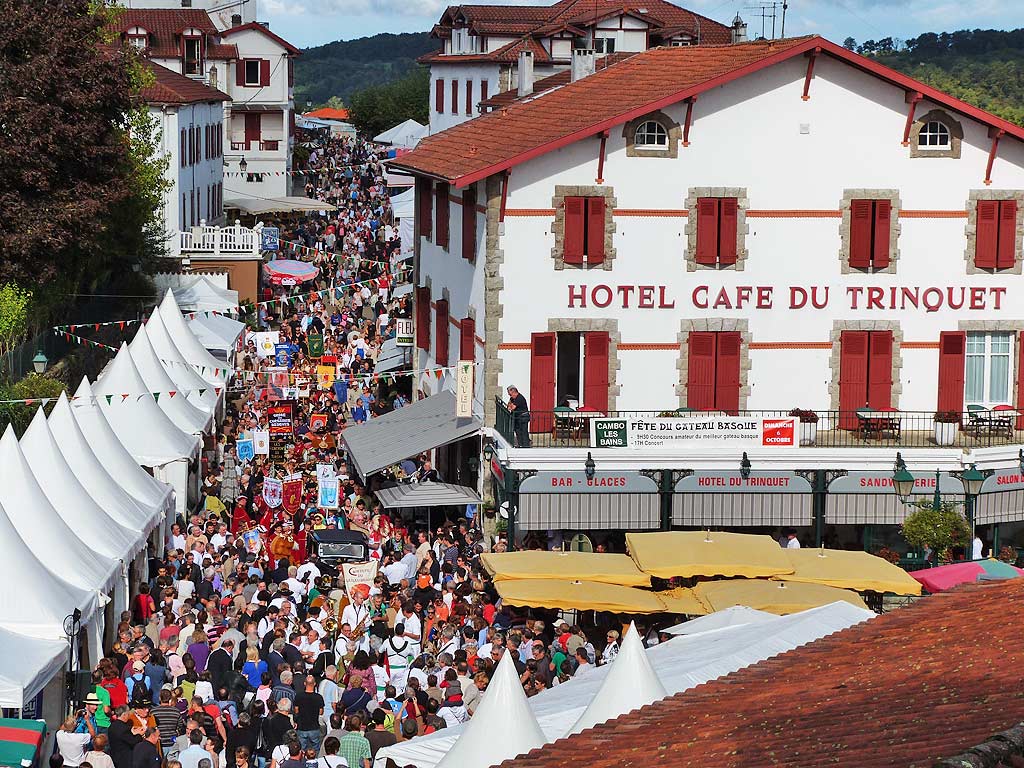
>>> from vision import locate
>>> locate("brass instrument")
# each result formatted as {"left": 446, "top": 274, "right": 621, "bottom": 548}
{"left": 322, "top": 616, "right": 339, "bottom": 633}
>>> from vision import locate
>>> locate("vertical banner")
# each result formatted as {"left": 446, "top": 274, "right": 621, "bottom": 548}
{"left": 395, "top": 318, "right": 413, "bottom": 347}
{"left": 316, "top": 463, "right": 336, "bottom": 482}
{"left": 254, "top": 331, "right": 279, "bottom": 358}
{"left": 318, "top": 477, "right": 339, "bottom": 509}
{"left": 263, "top": 478, "right": 283, "bottom": 508}
{"left": 456, "top": 360, "right": 474, "bottom": 418}
{"left": 343, "top": 561, "right": 379, "bottom": 600}
{"left": 268, "top": 402, "right": 295, "bottom": 435}
{"left": 274, "top": 344, "right": 292, "bottom": 367}
{"left": 236, "top": 438, "right": 255, "bottom": 462}
{"left": 253, "top": 431, "right": 270, "bottom": 455}
{"left": 282, "top": 479, "right": 303, "bottom": 514}
{"left": 309, "top": 412, "right": 328, "bottom": 431}
{"left": 316, "top": 365, "right": 335, "bottom": 389}
{"left": 308, "top": 333, "right": 324, "bottom": 358}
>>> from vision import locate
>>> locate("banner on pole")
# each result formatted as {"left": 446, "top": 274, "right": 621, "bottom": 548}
{"left": 268, "top": 402, "right": 295, "bottom": 435}
{"left": 456, "top": 360, "right": 474, "bottom": 418}
{"left": 318, "top": 477, "right": 339, "bottom": 509}
{"left": 236, "top": 438, "right": 255, "bottom": 462}
{"left": 342, "top": 560, "right": 378, "bottom": 600}
{"left": 282, "top": 479, "right": 303, "bottom": 513}
{"left": 253, "top": 431, "right": 270, "bottom": 455}
{"left": 263, "top": 478, "right": 283, "bottom": 508}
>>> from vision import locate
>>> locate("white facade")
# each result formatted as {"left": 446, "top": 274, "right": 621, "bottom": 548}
{"left": 430, "top": 62, "right": 502, "bottom": 134}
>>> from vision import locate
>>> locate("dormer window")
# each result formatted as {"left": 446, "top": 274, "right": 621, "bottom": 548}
{"left": 181, "top": 28, "right": 204, "bottom": 76}
{"left": 125, "top": 26, "right": 148, "bottom": 51}
{"left": 918, "top": 120, "right": 950, "bottom": 150}
{"left": 635, "top": 120, "right": 668, "bottom": 148}
{"left": 909, "top": 109, "right": 962, "bottom": 159}
{"left": 594, "top": 36, "right": 616, "bottom": 53}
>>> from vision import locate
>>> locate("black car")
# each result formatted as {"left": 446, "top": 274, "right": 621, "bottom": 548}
{"left": 308, "top": 529, "right": 370, "bottom": 576}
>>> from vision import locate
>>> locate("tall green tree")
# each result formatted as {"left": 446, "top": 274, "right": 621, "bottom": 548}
{"left": 348, "top": 68, "right": 430, "bottom": 138}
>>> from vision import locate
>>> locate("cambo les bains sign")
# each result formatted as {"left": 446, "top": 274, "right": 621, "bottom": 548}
{"left": 590, "top": 416, "right": 798, "bottom": 448}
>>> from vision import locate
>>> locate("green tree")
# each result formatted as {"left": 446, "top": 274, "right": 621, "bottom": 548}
{"left": 0, "top": 283, "right": 32, "bottom": 358}
{"left": 0, "top": 373, "right": 66, "bottom": 436}
{"left": 901, "top": 500, "right": 972, "bottom": 562}
{"left": 348, "top": 68, "right": 430, "bottom": 138}
{"left": 842, "top": 37, "right": 857, "bottom": 51}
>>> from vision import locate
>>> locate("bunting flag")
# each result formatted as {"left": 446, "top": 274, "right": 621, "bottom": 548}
{"left": 253, "top": 272, "right": 401, "bottom": 308}
{"left": 0, "top": 384, "right": 236, "bottom": 407}
{"left": 278, "top": 238, "right": 391, "bottom": 266}
{"left": 57, "top": 329, "right": 119, "bottom": 351}
{"left": 53, "top": 309, "right": 236, "bottom": 336}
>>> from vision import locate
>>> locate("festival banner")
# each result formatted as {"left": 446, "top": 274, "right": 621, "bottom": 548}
{"left": 282, "top": 479, "right": 303, "bottom": 514}
{"left": 589, "top": 415, "right": 798, "bottom": 449}
{"left": 268, "top": 402, "right": 295, "bottom": 435}
{"left": 253, "top": 431, "right": 270, "bottom": 455}
{"left": 342, "top": 560, "right": 378, "bottom": 600}
{"left": 309, "top": 412, "right": 328, "bottom": 431}
{"left": 308, "top": 333, "right": 324, "bottom": 358}
{"left": 316, "top": 463, "right": 336, "bottom": 482}
{"left": 236, "top": 438, "right": 255, "bottom": 462}
{"left": 269, "top": 435, "right": 289, "bottom": 465}
{"left": 316, "top": 365, "right": 335, "bottom": 389}
{"left": 253, "top": 332, "right": 279, "bottom": 358}
{"left": 274, "top": 344, "right": 292, "bottom": 368}
{"left": 241, "top": 528, "right": 261, "bottom": 555}
{"left": 263, "top": 478, "right": 283, "bottom": 508}
{"left": 317, "top": 477, "right": 339, "bottom": 509}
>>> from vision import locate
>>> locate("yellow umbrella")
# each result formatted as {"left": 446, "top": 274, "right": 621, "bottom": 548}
{"left": 626, "top": 531, "right": 795, "bottom": 579}
{"left": 693, "top": 578, "right": 869, "bottom": 615}
{"left": 773, "top": 548, "right": 922, "bottom": 596}
{"left": 655, "top": 587, "right": 709, "bottom": 615}
{"left": 480, "top": 551, "right": 650, "bottom": 587}
{"left": 494, "top": 579, "right": 667, "bottom": 614}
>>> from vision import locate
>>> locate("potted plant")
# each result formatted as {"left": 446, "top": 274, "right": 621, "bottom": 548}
{"left": 874, "top": 546, "right": 901, "bottom": 565}
{"left": 789, "top": 408, "right": 819, "bottom": 445}
{"left": 933, "top": 411, "right": 960, "bottom": 446}
{"left": 900, "top": 500, "right": 971, "bottom": 566}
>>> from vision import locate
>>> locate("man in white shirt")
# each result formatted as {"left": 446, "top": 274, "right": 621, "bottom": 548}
{"left": 393, "top": 603, "right": 421, "bottom": 645}
{"left": 399, "top": 544, "right": 419, "bottom": 582}
{"left": 168, "top": 523, "right": 186, "bottom": 554}
{"left": 786, "top": 531, "right": 801, "bottom": 549}
{"left": 973, "top": 534, "right": 985, "bottom": 560}
{"left": 381, "top": 557, "right": 407, "bottom": 587}
{"left": 341, "top": 592, "right": 370, "bottom": 651}
{"left": 296, "top": 560, "right": 321, "bottom": 585}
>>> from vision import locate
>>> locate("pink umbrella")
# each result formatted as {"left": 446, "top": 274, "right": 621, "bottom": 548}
{"left": 909, "top": 558, "right": 1024, "bottom": 593}
{"left": 263, "top": 259, "right": 319, "bottom": 286}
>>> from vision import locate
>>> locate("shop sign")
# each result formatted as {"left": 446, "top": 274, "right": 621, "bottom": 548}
{"left": 828, "top": 471, "right": 963, "bottom": 495}
{"left": 456, "top": 361, "right": 473, "bottom": 418}
{"left": 590, "top": 416, "right": 797, "bottom": 449}
{"left": 519, "top": 470, "right": 658, "bottom": 494}
{"left": 981, "top": 468, "right": 1024, "bottom": 494}
{"left": 261, "top": 227, "right": 280, "bottom": 251}
{"left": 674, "top": 471, "right": 812, "bottom": 493}
{"left": 395, "top": 318, "right": 414, "bottom": 347}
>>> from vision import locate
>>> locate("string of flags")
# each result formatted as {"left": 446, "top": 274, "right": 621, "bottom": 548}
{"left": 52, "top": 309, "right": 238, "bottom": 336}
{"left": 0, "top": 386, "right": 223, "bottom": 407}
{"left": 235, "top": 360, "right": 483, "bottom": 387}
{"left": 278, "top": 239, "right": 392, "bottom": 266}
{"left": 254, "top": 273, "right": 402, "bottom": 309}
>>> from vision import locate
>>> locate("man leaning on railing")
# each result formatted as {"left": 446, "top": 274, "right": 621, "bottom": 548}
{"left": 506, "top": 385, "right": 531, "bottom": 447}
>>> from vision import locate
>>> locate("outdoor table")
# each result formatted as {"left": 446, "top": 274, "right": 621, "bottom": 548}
{"left": 856, "top": 408, "right": 901, "bottom": 440}
{"left": 966, "top": 406, "right": 1018, "bottom": 439}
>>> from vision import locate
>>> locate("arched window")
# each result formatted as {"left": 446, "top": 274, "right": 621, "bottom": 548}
{"left": 635, "top": 120, "right": 668, "bottom": 148}
{"left": 918, "top": 120, "right": 951, "bottom": 149}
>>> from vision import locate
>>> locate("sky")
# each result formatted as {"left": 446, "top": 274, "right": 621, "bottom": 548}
{"left": 256, "top": 0, "right": 1023, "bottom": 48}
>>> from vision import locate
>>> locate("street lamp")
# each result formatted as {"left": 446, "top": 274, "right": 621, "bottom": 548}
{"left": 31, "top": 350, "right": 48, "bottom": 374}
{"left": 740, "top": 451, "right": 751, "bottom": 480}
{"left": 239, "top": 157, "right": 248, "bottom": 174}
{"left": 956, "top": 463, "right": 986, "bottom": 529}
{"left": 891, "top": 452, "right": 916, "bottom": 503}
{"left": 482, "top": 442, "right": 493, "bottom": 463}
{"left": 584, "top": 451, "right": 596, "bottom": 480}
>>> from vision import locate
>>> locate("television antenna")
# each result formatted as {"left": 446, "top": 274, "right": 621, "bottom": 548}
{"left": 744, "top": 1, "right": 788, "bottom": 39}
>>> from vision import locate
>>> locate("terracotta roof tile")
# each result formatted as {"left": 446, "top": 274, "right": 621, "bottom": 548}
{"left": 220, "top": 22, "right": 302, "bottom": 56}
{"left": 113, "top": 9, "right": 218, "bottom": 58}
{"left": 418, "top": 36, "right": 553, "bottom": 65}
{"left": 479, "top": 51, "right": 636, "bottom": 109}
{"left": 139, "top": 61, "right": 229, "bottom": 105}
{"left": 304, "top": 107, "right": 350, "bottom": 120}
{"left": 497, "top": 579, "right": 1024, "bottom": 768}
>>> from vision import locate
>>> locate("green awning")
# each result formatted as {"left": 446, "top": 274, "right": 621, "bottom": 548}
{"left": 0, "top": 719, "right": 46, "bottom": 767}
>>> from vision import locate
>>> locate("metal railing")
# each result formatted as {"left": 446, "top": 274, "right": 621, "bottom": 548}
{"left": 494, "top": 398, "right": 1024, "bottom": 449}
{"left": 179, "top": 222, "right": 262, "bottom": 257}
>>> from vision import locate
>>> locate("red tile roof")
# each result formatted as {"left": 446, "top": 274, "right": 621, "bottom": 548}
{"left": 479, "top": 52, "right": 636, "bottom": 109}
{"left": 394, "top": 35, "right": 1024, "bottom": 188}
{"left": 139, "top": 61, "right": 229, "bottom": 105}
{"left": 499, "top": 579, "right": 1024, "bottom": 768}
{"left": 304, "top": 107, "right": 350, "bottom": 121}
{"left": 113, "top": 9, "right": 220, "bottom": 58}
{"left": 220, "top": 22, "right": 302, "bottom": 56}
{"left": 418, "top": 36, "right": 553, "bottom": 65}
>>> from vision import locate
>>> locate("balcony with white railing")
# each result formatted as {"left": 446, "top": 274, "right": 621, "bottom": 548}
{"left": 178, "top": 221, "right": 263, "bottom": 259}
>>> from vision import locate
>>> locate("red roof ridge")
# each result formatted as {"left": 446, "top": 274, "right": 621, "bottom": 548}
{"left": 220, "top": 21, "right": 301, "bottom": 56}
{"left": 140, "top": 60, "right": 229, "bottom": 105}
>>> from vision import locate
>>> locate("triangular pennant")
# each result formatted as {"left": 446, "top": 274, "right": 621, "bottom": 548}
{"left": 105, "top": 395, "right": 113, "bottom": 405}
{"left": 94, "top": 324, "right": 100, "bottom": 331}
{"left": 119, "top": 321, "right": 125, "bottom": 330}
{"left": 153, "top": 392, "right": 160, "bottom": 402}
{"left": 121, "top": 394, "right": 130, "bottom": 402}
{"left": 168, "top": 391, "right": 176, "bottom": 398}
{"left": 213, "top": 388, "right": 220, "bottom": 395}
{"left": 24, "top": 399, "right": 35, "bottom": 406}
{"left": 199, "top": 388, "right": 207, "bottom": 396}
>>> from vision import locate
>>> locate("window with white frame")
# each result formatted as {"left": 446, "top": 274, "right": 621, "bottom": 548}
{"left": 244, "top": 59, "right": 261, "bottom": 86}
{"left": 635, "top": 120, "right": 668, "bottom": 148}
{"left": 965, "top": 332, "right": 1014, "bottom": 406}
{"left": 918, "top": 120, "right": 951, "bottom": 150}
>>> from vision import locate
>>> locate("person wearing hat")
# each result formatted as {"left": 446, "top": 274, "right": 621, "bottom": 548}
{"left": 74, "top": 693, "right": 102, "bottom": 738}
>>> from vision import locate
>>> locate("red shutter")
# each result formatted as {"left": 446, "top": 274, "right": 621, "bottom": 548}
{"left": 872, "top": 199, "right": 892, "bottom": 268}
{"left": 695, "top": 198, "right": 719, "bottom": 265}
{"left": 180, "top": 129, "right": 186, "bottom": 168}
{"left": 451, "top": 80, "right": 458, "bottom": 115}
{"left": 583, "top": 332, "right": 610, "bottom": 414}
{"left": 417, "top": 179, "right": 432, "bottom": 239}
{"left": 997, "top": 199, "right": 1018, "bottom": 269}
{"left": 435, "top": 299, "right": 449, "bottom": 366}
{"left": 436, "top": 183, "right": 450, "bottom": 249}
{"left": 415, "top": 287, "right": 431, "bottom": 350}
{"left": 586, "top": 196, "right": 605, "bottom": 264}
{"left": 714, "top": 332, "right": 741, "bottom": 414}
{"left": 461, "top": 187, "right": 477, "bottom": 261}
{"left": 718, "top": 197, "right": 738, "bottom": 265}
{"left": 435, "top": 79, "right": 444, "bottom": 113}
{"left": 1017, "top": 331, "right": 1024, "bottom": 430}
{"left": 975, "top": 200, "right": 999, "bottom": 268}
{"left": 849, "top": 199, "right": 872, "bottom": 268}
{"left": 460, "top": 317, "right": 475, "bottom": 362}
{"left": 465, "top": 80, "right": 473, "bottom": 116}
{"left": 259, "top": 59, "right": 270, "bottom": 87}
{"left": 236, "top": 60, "right": 246, "bottom": 86}
{"left": 686, "top": 332, "right": 716, "bottom": 410}
{"left": 867, "top": 331, "right": 894, "bottom": 410}
{"left": 530, "top": 333, "right": 556, "bottom": 433}
{"left": 563, "top": 197, "right": 585, "bottom": 265}
{"left": 480, "top": 80, "right": 488, "bottom": 102}
{"left": 838, "top": 330, "right": 869, "bottom": 428}
{"left": 936, "top": 331, "right": 966, "bottom": 415}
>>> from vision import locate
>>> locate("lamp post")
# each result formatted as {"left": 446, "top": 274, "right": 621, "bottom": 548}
{"left": 239, "top": 157, "right": 248, "bottom": 175}
{"left": 891, "top": 452, "right": 916, "bottom": 503}
{"left": 740, "top": 451, "right": 751, "bottom": 480}
{"left": 31, "top": 350, "right": 48, "bottom": 374}
{"left": 955, "top": 463, "right": 986, "bottom": 530}
{"left": 584, "top": 451, "right": 596, "bottom": 480}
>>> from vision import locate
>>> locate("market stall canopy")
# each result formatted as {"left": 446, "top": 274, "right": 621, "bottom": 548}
{"left": 375, "top": 481, "right": 481, "bottom": 509}
{"left": 373, "top": 337, "right": 409, "bottom": 373}
{"left": 374, "top": 601, "right": 874, "bottom": 768}
{"left": 656, "top": 587, "right": 709, "bottom": 615}
{"left": 0, "top": 627, "right": 67, "bottom": 709}
{"left": 147, "top": 312, "right": 220, "bottom": 415}
{"left": 374, "top": 118, "right": 427, "bottom": 148}
{"left": 775, "top": 548, "right": 922, "bottom": 595}
{"left": 172, "top": 276, "right": 239, "bottom": 314}
{"left": 495, "top": 579, "right": 666, "bottom": 614}
{"left": 129, "top": 325, "right": 213, "bottom": 435}
{"left": 480, "top": 551, "right": 650, "bottom": 588}
{"left": 66, "top": 381, "right": 175, "bottom": 519}
{"left": 187, "top": 313, "right": 246, "bottom": 364}
{"left": 664, "top": 605, "right": 778, "bottom": 636}
{"left": 341, "top": 391, "right": 481, "bottom": 481}
{"left": 0, "top": 718, "right": 46, "bottom": 767}
{"left": 0, "top": 497, "right": 98, "bottom": 640}
{"left": 263, "top": 259, "right": 320, "bottom": 286}
{"left": 693, "top": 579, "right": 869, "bottom": 615}
{"left": 389, "top": 187, "right": 415, "bottom": 219}
{"left": 158, "top": 290, "right": 231, "bottom": 383}
{"left": 434, "top": 651, "right": 545, "bottom": 768}
{"left": 224, "top": 196, "right": 337, "bottom": 215}
{"left": 909, "top": 558, "right": 1024, "bottom": 593}
{"left": 626, "top": 531, "right": 794, "bottom": 579}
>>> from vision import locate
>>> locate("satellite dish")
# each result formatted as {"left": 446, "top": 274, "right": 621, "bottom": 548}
{"left": 569, "top": 533, "right": 593, "bottom": 553}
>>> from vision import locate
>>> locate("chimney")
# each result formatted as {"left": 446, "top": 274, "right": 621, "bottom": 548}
{"left": 731, "top": 13, "right": 748, "bottom": 43}
{"left": 231, "top": 13, "right": 242, "bottom": 26}
{"left": 571, "top": 48, "right": 596, "bottom": 82}
{"left": 517, "top": 50, "right": 534, "bottom": 97}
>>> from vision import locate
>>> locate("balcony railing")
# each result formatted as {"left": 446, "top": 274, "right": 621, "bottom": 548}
{"left": 230, "top": 140, "right": 283, "bottom": 152}
{"left": 179, "top": 222, "right": 262, "bottom": 257}
{"left": 494, "top": 398, "right": 1024, "bottom": 449}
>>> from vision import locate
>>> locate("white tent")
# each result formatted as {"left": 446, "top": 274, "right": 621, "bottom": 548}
{"left": 187, "top": 312, "right": 246, "bottom": 364}
{"left": 570, "top": 623, "right": 667, "bottom": 734}
{"left": 48, "top": 392, "right": 162, "bottom": 536}
{"left": 66, "top": 380, "right": 174, "bottom": 530}
{"left": 0, "top": 626, "right": 68, "bottom": 709}
{"left": 374, "top": 602, "right": 875, "bottom": 768}
{"left": 146, "top": 312, "right": 221, "bottom": 417}
{"left": 664, "top": 606, "right": 779, "bottom": 636}
{"left": 374, "top": 118, "right": 427, "bottom": 148}
{"left": 435, "top": 651, "right": 545, "bottom": 768}
{"left": 390, "top": 188, "right": 415, "bottom": 220}
{"left": 128, "top": 324, "right": 213, "bottom": 435}
{"left": 172, "top": 276, "right": 239, "bottom": 314}
{"left": 0, "top": 426, "right": 119, "bottom": 594}
{"left": 0, "top": 499, "right": 98, "bottom": 641}
{"left": 158, "top": 289, "right": 233, "bottom": 384}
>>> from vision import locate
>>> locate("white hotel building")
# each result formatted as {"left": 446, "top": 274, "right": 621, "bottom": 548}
{"left": 391, "top": 36, "right": 1024, "bottom": 555}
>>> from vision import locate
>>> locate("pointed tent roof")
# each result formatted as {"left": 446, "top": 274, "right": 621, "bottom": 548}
{"left": 146, "top": 311, "right": 220, "bottom": 415}
{"left": 436, "top": 650, "right": 546, "bottom": 768}
{"left": 47, "top": 392, "right": 161, "bottom": 534}
{"left": 570, "top": 622, "right": 668, "bottom": 734}
{"left": 68, "top": 380, "right": 174, "bottom": 514}
{"left": 158, "top": 289, "right": 231, "bottom": 384}
{"left": 0, "top": 498, "right": 98, "bottom": 640}
{"left": 128, "top": 324, "right": 213, "bottom": 435}
{"left": 664, "top": 605, "right": 779, "bottom": 636}
{"left": 172, "top": 276, "right": 239, "bottom": 314}
{"left": 0, "top": 425, "right": 118, "bottom": 593}
{"left": 93, "top": 343, "right": 200, "bottom": 466}
{"left": 21, "top": 408, "right": 145, "bottom": 561}
{"left": 186, "top": 312, "right": 245, "bottom": 359}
